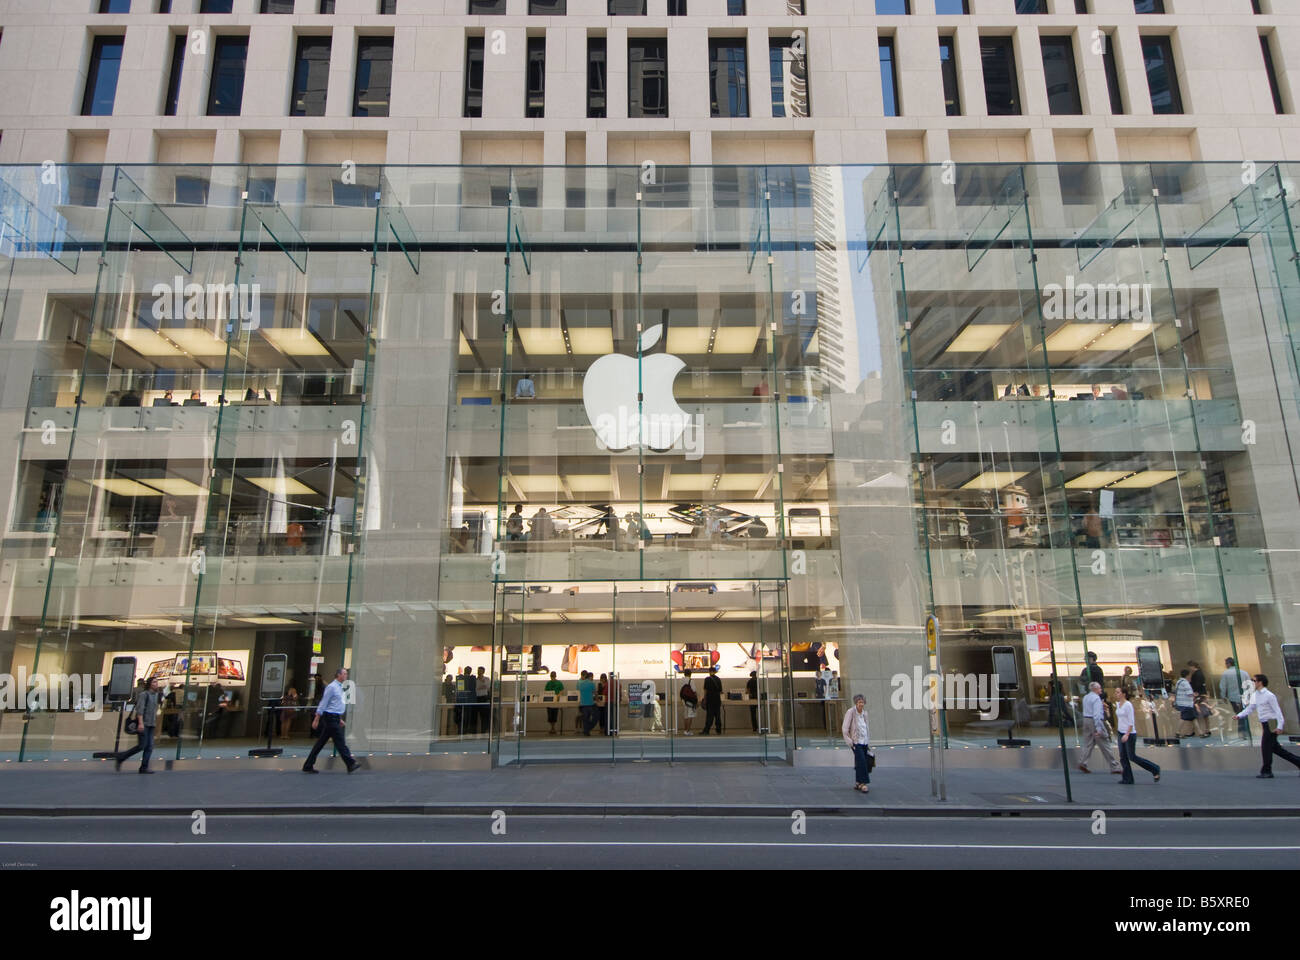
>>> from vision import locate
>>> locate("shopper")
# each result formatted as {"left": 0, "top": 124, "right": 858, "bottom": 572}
{"left": 702, "top": 667, "right": 723, "bottom": 735}
{"left": 1114, "top": 685, "right": 1160, "bottom": 785}
{"left": 746, "top": 671, "right": 759, "bottom": 732}
{"left": 841, "top": 694, "right": 872, "bottom": 794}
{"left": 302, "top": 667, "right": 358, "bottom": 774}
{"left": 544, "top": 671, "right": 563, "bottom": 735}
{"left": 1219, "top": 657, "right": 1252, "bottom": 740}
{"left": 279, "top": 687, "right": 299, "bottom": 740}
{"left": 455, "top": 665, "right": 476, "bottom": 735}
{"left": 1235, "top": 675, "right": 1300, "bottom": 778}
{"left": 1187, "top": 660, "right": 1207, "bottom": 697}
{"left": 476, "top": 665, "right": 491, "bottom": 736}
{"left": 680, "top": 671, "right": 698, "bottom": 735}
{"left": 1079, "top": 650, "right": 1105, "bottom": 696}
{"left": 506, "top": 503, "right": 525, "bottom": 541}
{"left": 114, "top": 676, "right": 161, "bottom": 774}
{"left": 578, "top": 671, "right": 596, "bottom": 735}
{"left": 1077, "top": 681, "right": 1121, "bottom": 774}
{"left": 1174, "top": 668, "right": 1207, "bottom": 739}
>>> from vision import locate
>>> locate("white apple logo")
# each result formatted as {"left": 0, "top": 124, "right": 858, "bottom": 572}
{"left": 583, "top": 323, "right": 689, "bottom": 451}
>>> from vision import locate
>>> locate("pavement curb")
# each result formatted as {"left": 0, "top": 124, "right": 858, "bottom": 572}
{"left": 1, "top": 803, "right": 1296, "bottom": 819}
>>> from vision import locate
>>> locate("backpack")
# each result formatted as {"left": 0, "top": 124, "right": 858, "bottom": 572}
{"left": 681, "top": 683, "right": 698, "bottom": 705}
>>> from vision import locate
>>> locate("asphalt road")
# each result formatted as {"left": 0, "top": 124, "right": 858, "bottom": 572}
{"left": 3, "top": 814, "right": 1300, "bottom": 868}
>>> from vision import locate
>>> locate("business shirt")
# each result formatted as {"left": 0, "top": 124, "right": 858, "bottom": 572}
{"left": 316, "top": 679, "right": 347, "bottom": 716}
{"left": 842, "top": 707, "right": 870, "bottom": 745}
{"left": 1115, "top": 700, "right": 1137, "bottom": 736}
{"left": 1082, "top": 690, "right": 1106, "bottom": 728}
{"left": 1237, "top": 687, "right": 1285, "bottom": 731}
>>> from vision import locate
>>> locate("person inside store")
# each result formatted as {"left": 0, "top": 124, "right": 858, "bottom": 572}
{"left": 544, "top": 671, "right": 564, "bottom": 735}
{"left": 1047, "top": 679, "right": 1073, "bottom": 728}
{"left": 119, "top": 388, "right": 142, "bottom": 407}
{"left": 578, "top": 671, "right": 596, "bottom": 735}
{"left": 506, "top": 503, "right": 525, "bottom": 541}
{"left": 529, "top": 507, "right": 555, "bottom": 543}
{"left": 702, "top": 667, "right": 723, "bottom": 735}
{"left": 153, "top": 390, "right": 175, "bottom": 407}
{"left": 596, "top": 674, "right": 609, "bottom": 733}
{"left": 279, "top": 686, "right": 299, "bottom": 740}
{"left": 1174, "top": 668, "right": 1209, "bottom": 739}
{"left": 1079, "top": 650, "right": 1105, "bottom": 697}
{"left": 1082, "top": 503, "right": 1103, "bottom": 549}
{"left": 1219, "top": 657, "right": 1252, "bottom": 740}
{"left": 1187, "top": 660, "right": 1207, "bottom": 697}
{"left": 183, "top": 390, "right": 204, "bottom": 406}
{"left": 514, "top": 373, "right": 536, "bottom": 399}
{"left": 680, "top": 672, "right": 698, "bottom": 735}
{"left": 746, "top": 671, "right": 759, "bottom": 733}
{"left": 476, "top": 665, "right": 491, "bottom": 735}
{"left": 455, "top": 666, "right": 476, "bottom": 735}
{"left": 1235, "top": 675, "right": 1300, "bottom": 778}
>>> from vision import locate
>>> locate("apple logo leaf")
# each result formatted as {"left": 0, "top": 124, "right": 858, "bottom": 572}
{"left": 638, "top": 324, "right": 664, "bottom": 353}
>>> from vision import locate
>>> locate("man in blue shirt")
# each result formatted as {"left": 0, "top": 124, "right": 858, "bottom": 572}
{"left": 302, "top": 667, "right": 359, "bottom": 773}
{"left": 577, "top": 671, "right": 596, "bottom": 735}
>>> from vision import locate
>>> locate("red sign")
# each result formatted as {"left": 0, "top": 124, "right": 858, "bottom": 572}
{"left": 1023, "top": 622, "right": 1052, "bottom": 652}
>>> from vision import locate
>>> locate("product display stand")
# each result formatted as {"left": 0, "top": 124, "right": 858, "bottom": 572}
{"left": 92, "top": 702, "right": 125, "bottom": 759}
{"left": 1290, "top": 687, "right": 1300, "bottom": 744}
{"left": 248, "top": 704, "right": 283, "bottom": 758}
{"left": 1142, "top": 696, "right": 1179, "bottom": 746}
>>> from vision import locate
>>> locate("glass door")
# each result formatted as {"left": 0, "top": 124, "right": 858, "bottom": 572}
{"left": 757, "top": 582, "right": 794, "bottom": 763}
{"left": 612, "top": 581, "right": 672, "bottom": 760}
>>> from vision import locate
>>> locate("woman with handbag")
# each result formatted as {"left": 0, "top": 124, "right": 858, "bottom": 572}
{"left": 841, "top": 693, "right": 873, "bottom": 794}
{"left": 1174, "top": 668, "right": 1206, "bottom": 739}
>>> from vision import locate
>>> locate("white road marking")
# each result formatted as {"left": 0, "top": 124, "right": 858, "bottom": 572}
{"left": 0, "top": 840, "right": 1296, "bottom": 851}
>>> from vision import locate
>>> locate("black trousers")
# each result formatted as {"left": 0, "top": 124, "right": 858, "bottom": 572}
{"left": 1117, "top": 733, "right": 1159, "bottom": 782}
{"left": 304, "top": 714, "right": 355, "bottom": 768}
{"left": 116, "top": 725, "right": 155, "bottom": 770}
{"left": 703, "top": 702, "right": 722, "bottom": 734}
{"left": 1260, "top": 724, "right": 1300, "bottom": 774}
{"left": 749, "top": 705, "right": 758, "bottom": 732}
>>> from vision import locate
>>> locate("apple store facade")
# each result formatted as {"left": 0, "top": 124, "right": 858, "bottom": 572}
{"left": 2, "top": 160, "right": 1300, "bottom": 771}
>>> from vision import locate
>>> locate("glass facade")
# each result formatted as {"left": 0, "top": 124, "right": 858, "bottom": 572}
{"left": 1, "top": 161, "right": 1299, "bottom": 775}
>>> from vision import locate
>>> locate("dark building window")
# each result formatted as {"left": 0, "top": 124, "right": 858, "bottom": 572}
{"left": 769, "top": 36, "right": 809, "bottom": 118}
{"left": 668, "top": 0, "right": 686, "bottom": 12}
{"left": 82, "top": 36, "right": 124, "bottom": 116}
{"left": 175, "top": 176, "right": 210, "bottom": 206}
{"left": 727, "top": 0, "right": 744, "bottom": 13}
{"left": 879, "top": 37, "right": 900, "bottom": 116}
{"left": 290, "top": 36, "right": 330, "bottom": 116}
{"left": 1134, "top": 0, "right": 1164, "bottom": 11}
{"left": 980, "top": 36, "right": 1020, "bottom": 115}
{"left": 709, "top": 38, "right": 748, "bottom": 118}
{"left": 1015, "top": 0, "right": 1047, "bottom": 11}
{"left": 1075, "top": 0, "right": 1088, "bottom": 11}
{"left": 379, "top": 0, "right": 396, "bottom": 11}
{"left": 99, "top": 0, "right": 130, "bottom": 12}
{"left": 528, "top": 0, "right": 565, "bottom": 12}
{"left": 1142, "top": 35, "right": 1182, "bottom": 114}
{"left": 876, "top": 0, "right": 909, "bottom": 12}
{"left": 469, "top": 0, "right": 505, "bottom": 12}
{"left": 939, "top": 35, "right": 960, "bottom": 116}
{"left": 587, "top": 36, "right": 607, "bottom": 118}
{"left": 464, "top": 36, "right": 484, "bottom": 117}
{"left": 261, "top": 0, "right": 294, "bottom": 12}
{"left": 319, "top": 0, "right": 334, "bottom": 11}
{"left": 609, "top": 0, "right": 645, "bottom": 12}
{"left": 200, "top": 0, "right": 234, "bottom": 12}
{"left": 1261, "top": 34, "right": 1286, "bottom": 114}
{"left": 526, "top": 36, "right": 546, "bottom": 118}
{"left": 207, "top": 36, "right": 247, "bottom": 115}
{"left": 1103, "top": 32, "right": 1124, "bottom": 114}
{"left": 163, "top": 33, "right": 185, "bottom": 116}
{"left": 628, "top": 37, "right": 667, "bottom": 117}
{"left": 158, "top": 0, "right": 171, "bottom": 11}
{"left": 934, "top": 0, "right": 967, "bottom": 11}
{"left": 333, "top": 181, "right": 377, "bottom": 207}
{"left": 353, "top": 37, "right": 392, "bottom": 116}
{"left": 1040, "top": 36, "right": 1082, "bottom": 115}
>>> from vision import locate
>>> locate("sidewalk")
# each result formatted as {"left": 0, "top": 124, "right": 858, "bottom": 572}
{"left": 0, "top": 756, "right": 1296, "bottom": 818}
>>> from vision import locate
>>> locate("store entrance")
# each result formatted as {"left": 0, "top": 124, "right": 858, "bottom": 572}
{"left": 491, "top": 580, "right": 794, "bottom": 765}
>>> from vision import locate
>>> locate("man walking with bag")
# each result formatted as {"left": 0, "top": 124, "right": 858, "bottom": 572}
{"left": 114, "top": 676, "right": 161, "bottom": 773}
{"left": 302, "top": 667, "right": 359, "bottom": 774}
{"left": 1235, "top": 675, "right": 1300, "bottom": 778}
{"left": 1077, "top": 681, "right": 1121, "bottom": 774}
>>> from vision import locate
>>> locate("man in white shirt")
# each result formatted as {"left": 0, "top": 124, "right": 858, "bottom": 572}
{"left": 303, "top": 667, "right": 359, "bottom": 774}
{"left": 1219, "top": 657, "right": 1253, "bottom": 740}
{"left": 1235, "top": 674, "right": 1300, "bottom": 779}
{"left": 1077, "top": 681, "right": 1121, "bottom": 774}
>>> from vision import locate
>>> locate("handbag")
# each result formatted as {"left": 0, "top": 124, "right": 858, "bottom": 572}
{"left": 1196, "top": 699, "right": 1212, "bottom": 719}
{"left": 124, "top": 712, "right": 140, "bottom": 735}
{"left": 865, "top": 746, "right": 876, "bottom": 774}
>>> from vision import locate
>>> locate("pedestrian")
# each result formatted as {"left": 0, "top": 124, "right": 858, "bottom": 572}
{"left": 476, "top": 665, "right": 491, "bottom": 736}
{"left": 702, "top": 666, "right": 723, "bottom": 735}
{"left": 544, "top": 671, "right": 563, "bottom": 735}
{"left": 1174, "top": 668, "right": 1207, "bottom": 738}
{"left": 114, "top": 676, "right": 161, "bottom": 774}
{"left": 1114, "top": 684, "right": 1159, "bottom": 784}
{"left": 1079, "top": 650, "right": 1104, "bottom": 695}
{"left": 1077, "top": 681, "right": 1121, "bottom": 774}
{"left": 841, "top": 693, "right": 872, "bottom": 794}
{"left": 680, "top": 671, "right": 698, "bottom": 735}
{"left": 1187, "top": 660, "right": 1207, "bottom": 697}
{"left": 1219, "top": 657, "right": 1252, "bottom": 740}
{"left": 455, "top": 665, "right": 476, "bottom": 735}
{"left": 302, "top": 667, "right": 358, "bottom": 774}
{"left": 746, "top": 670, "right": 759, "bottom": 733}
{"left": 578, "top": 671, "right": 596, "bottom": 735}
{"left": 1235, "top": 675, "right": 1300, "bottom": 778}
